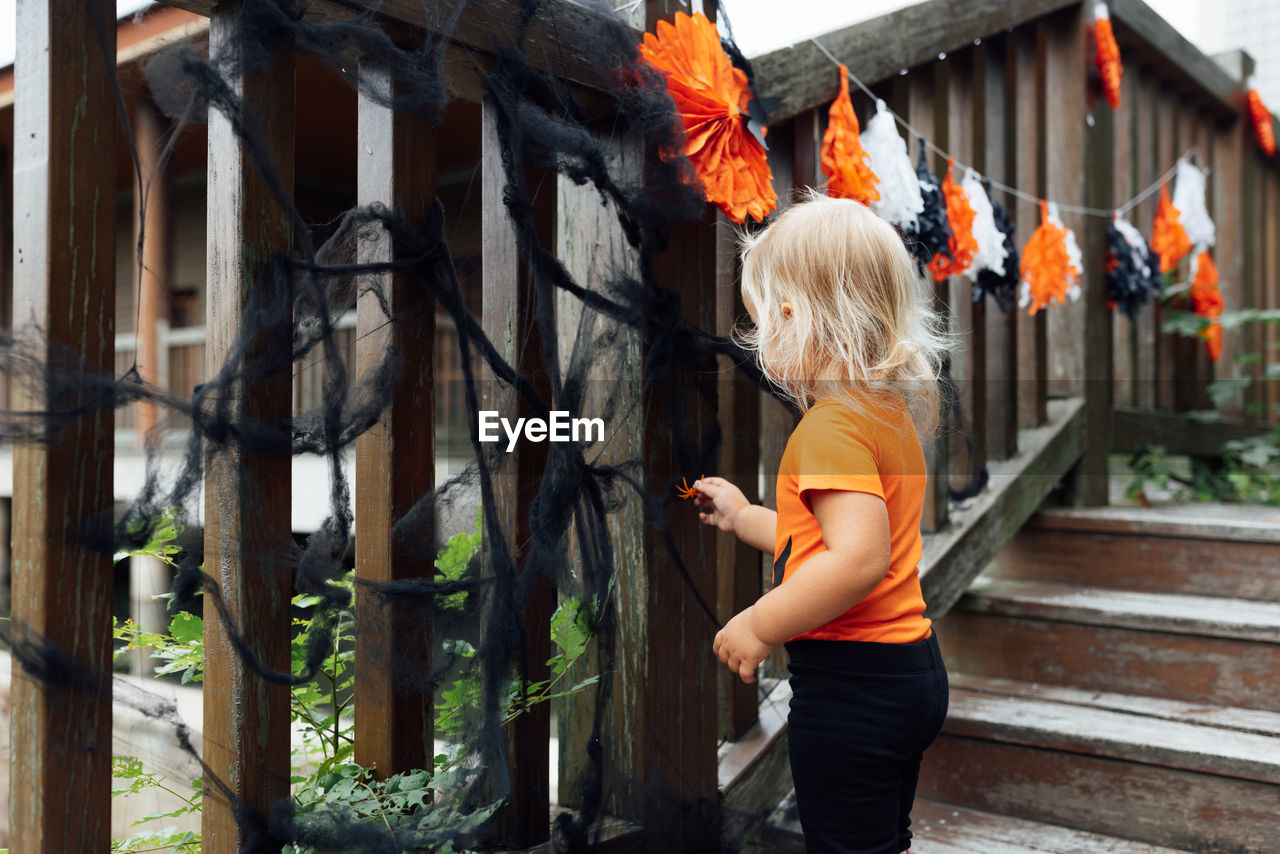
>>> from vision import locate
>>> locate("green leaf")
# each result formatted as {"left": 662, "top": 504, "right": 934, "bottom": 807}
{"left": 168, "top": 611, "right": 202, "bottom": 645}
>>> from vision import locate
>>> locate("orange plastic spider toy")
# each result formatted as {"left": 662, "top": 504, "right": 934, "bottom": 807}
{"left": 676, "top": 475, "right": 705, "bottom": 500}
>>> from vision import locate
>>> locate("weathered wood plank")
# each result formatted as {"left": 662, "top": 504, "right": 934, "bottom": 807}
{"left": 1013, "top": 23, "right": 1047, "bottom": 428}
{"left": 1267, "top": 163, "right": 1279, "bottom": 422}
{"left": 982, "top": 35, "right": 1018, "bottom": 461}
{"left": 920, "top": 397, "right": 1084, "bottom": 618}
{"left": 907, "top": 61, "right": 950, "bottom": 533}
{"left": 718, "top": 678, "right": 792, "bottom": 850}
{"left": 752, "top": 0, "right": 1078, "bottom": 123}
{"left": 942, "top": 599, "right": 1280, "bottom": 712}
{"left": 201, "top": 3, "right": 295, "bottom": 849}
{"left": 353, "top": 57, "right": 437, "bottom": 779}
{"left": 9, "top": 1, "right": 117, "bottom": 848}
{"left": 479, "top": 95, "right": 555, "bottom": 846}
{"left": 919, "top": 734, "right": 1280, "bottom": 853}
{"left": 1043, "top": 3, "right": 1086, "bottom": 399}
{"left": 1108, "top": 404, "right": 1269, "bottom": 455}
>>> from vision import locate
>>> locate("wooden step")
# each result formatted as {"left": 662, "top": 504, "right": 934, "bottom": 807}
{"left": 993, "top": 505, "right": 1280, "bottom": 600}
{"left": 917, "top": 679, "right": 1280, "bottom": 852}
{"left": 754, "top": 792, "right": 1194, "bottom": 853}
{"left": 938, "top": 579, "right": 1280, "bottom": 711}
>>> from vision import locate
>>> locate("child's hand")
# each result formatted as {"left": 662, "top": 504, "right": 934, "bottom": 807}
{"left": 692, "top": 476, "right": 750, "bottom": 534}
{"left": 713, "top": 606, "right": 776, "bottom": 684}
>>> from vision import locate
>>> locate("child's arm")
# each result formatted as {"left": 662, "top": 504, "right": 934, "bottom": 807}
{"left": 691, "top": 476, "right": 777, "bottom": 554}
{"left": 713, "top": 489, "right": 890, "bottom": 683}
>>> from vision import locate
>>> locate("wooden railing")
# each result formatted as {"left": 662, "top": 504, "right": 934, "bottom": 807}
{"left": 7, "top": 0, "right": 1279, "bottom": 851}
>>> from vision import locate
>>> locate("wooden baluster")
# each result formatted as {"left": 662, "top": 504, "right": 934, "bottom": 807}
{"left": 983, "top": 34, "right": 1018, "bottom": 461}
{"left": 480, "top": 96, "right": 555, "bottom": 847}
{"left": 353, "top": 58, "right": 437, "bottom": 779}
{"left": 1267, "top": 165, "right": 1279, "bottom": 422}
{"left": 715, "top": 212, "right": 759, "bottom": 740}
{"left": 1077, "top": 48, "right": 1115, "bottom": 507}
{"left": 1212, "top": 93, "right": 1245, "bottom": 419}
{"left": 1044, "top": 3, "right": 1087, "bottom": 401}
{"left": 1134, "top": 65, "right": 1158, "bottom": 409}
{"left": 1014, "top": 22, "right": 1048, "bottom": 428}
{"left": 947, "top": 47, "right": 986, "bottom": 490}
{"left": 201, "top": 3, "right": 295, "bottom": 849}
{"left": 1154, "top": 78, "right": 1178, "bottom": 410}
{"left": 1173, "top": 94, "right": 1198, "bottom": 412}
{"left": 907, "top": 61, "right": 951, "bottom": 532}
{"left": 133, "top": 94, "right": 171, "bottom": 443}
{"left": 1112, "top": 64, "right": 1136, "bottom": 407}
{"left": 10, "top": 1, "right": 116, "bottom": 848}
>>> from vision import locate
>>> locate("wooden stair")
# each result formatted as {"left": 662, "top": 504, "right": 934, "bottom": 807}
{"left": 754, "top": 504, "right": 1280, "bottom": 852}
{"left": 918, "top": 504, "right": 1280, "bottom": 853}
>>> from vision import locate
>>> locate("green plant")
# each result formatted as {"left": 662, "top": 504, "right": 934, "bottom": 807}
{"left": 109, "top": 510, "right": 602, "bottom": 853}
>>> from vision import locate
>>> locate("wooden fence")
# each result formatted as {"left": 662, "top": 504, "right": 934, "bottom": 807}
{"left": 7, "top": 0, "right": 1279, "bottom": 850}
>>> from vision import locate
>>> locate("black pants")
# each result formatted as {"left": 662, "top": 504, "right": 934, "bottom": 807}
{"left": 785, "top": 631, "right": 949, "bottom": 854}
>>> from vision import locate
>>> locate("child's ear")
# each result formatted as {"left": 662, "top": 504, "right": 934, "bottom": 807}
{"left": 780, "top": 301, "right": 794, "bottom": 319}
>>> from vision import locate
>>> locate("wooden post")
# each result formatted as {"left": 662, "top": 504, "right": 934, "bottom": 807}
{"left": 1154, "top": 78, "right": 1178, "bottom": 411}
{"left": 984, "top": 34, "right": 1018, "bottom": 461}
{"left": 10, "top": 1, "right": 116, "bottom": 848}
{"left": 201, "top": 3, "right": 295, "bottom": 849}
{"left": 480, "top": 96, "right": 555, "bottom": 847}
{"left": 133, "top": 94, "right": 171, "bottom": 443}
{"left": 907, "top": 61, "right": 950, "bottom": 532}
{"left": 1043, "top": 3, "right": 1087, "bottom": 400}
{"left": 1014, "top": 22, "right": 1048, "bottom": 428}
{"left": 353, "top": 59, "right": 437, "bottom": 779}
{"left": 1112, "top": 65, "right": 1136, "bottom": 407}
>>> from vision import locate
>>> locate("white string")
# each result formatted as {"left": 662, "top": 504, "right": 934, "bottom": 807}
{"left": 807, "top": 36, "right": 1202, "bottom": 221}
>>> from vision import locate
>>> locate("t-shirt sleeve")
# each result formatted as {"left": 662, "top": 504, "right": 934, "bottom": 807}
{"left": 793, "top": 404, "right": 884, "bottom": 506}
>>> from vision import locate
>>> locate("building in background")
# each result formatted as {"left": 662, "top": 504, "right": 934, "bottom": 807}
{"left": 1201, "top": 0, "right": 1280, "bottom": 104}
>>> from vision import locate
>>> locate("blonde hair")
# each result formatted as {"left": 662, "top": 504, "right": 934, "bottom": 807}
{"left": 736, "top": 192, "right": 951, "bottom": 440}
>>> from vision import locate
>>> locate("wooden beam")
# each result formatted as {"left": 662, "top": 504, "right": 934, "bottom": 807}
{"left": 1108, "top": 405, "right": 1270, "bottom": 456}
{"left": 353, "top": 56, "right": 437, "bottom": 779}
{"left": 9, "top": 1, "right": 117, "bottom": 848}
{"left": 920, "top": 397, "right": 1085, "bottom": 618}
{"left": 200, "top": 3, "right": 295, "bottom": 849}
{"left": 1109, "top": 0, "right": 1242, "bottom": 111}
{"left": 753, "top": 0, "right": 1077, "bottom": 123}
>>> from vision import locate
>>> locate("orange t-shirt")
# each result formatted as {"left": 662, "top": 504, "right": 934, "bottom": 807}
{"left": 773, "top": 395, "right": 932, "bottom": 643}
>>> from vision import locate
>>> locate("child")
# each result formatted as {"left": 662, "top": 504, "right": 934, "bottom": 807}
{"left": 693, "top": 194, "right": 950, "bottom": 854}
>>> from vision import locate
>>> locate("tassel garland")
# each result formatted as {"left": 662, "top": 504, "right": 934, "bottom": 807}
{"left": 820, "top": 65, "right": 880, "bottom": 205}
{"left": 862, "top": 100, "right": 924, "bottom": 231}
{"left": 905, "top": 143, "right": 953, "bottom": 272}
{"left": 927, "top": 158, "right": 978, "bottom": 281}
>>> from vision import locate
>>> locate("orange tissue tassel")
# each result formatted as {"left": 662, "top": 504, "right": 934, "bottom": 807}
{"left": 1190, "top": 251, "right": 1224, "bottom": 361}
{"left": 639, "top": 11, "right": 778, "bottom": 224}
{"left": 821, "top": 65, "right": 880, "bottom": 205}
{"left": 1247, "top": 84, "right": 1276, "bottom": 157}
{"left": 1019, "top": 200, "right": 1079, "bottom": 315}
{"left": 1151, "top": 184, "right": 1191, "bottom": 273}
{"left": 927, "top": 158, "right": 977, "bottom": 282}
{"left": 1092, "top": 5, "right": 1123, "bottom": 110}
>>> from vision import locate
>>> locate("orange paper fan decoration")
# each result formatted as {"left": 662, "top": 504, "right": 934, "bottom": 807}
{"left": 1019, "top": 200, "right": 1079, "bottom": 315}
{"left": 821, "top": 65, "right": 880, "bottom": 205}
{"left": 1151, "top": 184, "right": 1191, "bottom": 273}
{"left": 1248, "top": 87, "right": 1276, "bottom": 157}
{"left": 1191, "top": 251, "right": 1224, "bottom": 361}
{"left": 639, "top": 11, "right": 778, "bottom": 224}
{"left": 1092, "top": 7, "right": 1123, "bottom": 110}
{"left": 926, "top": 158, "right": 977, "bottom": 282}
